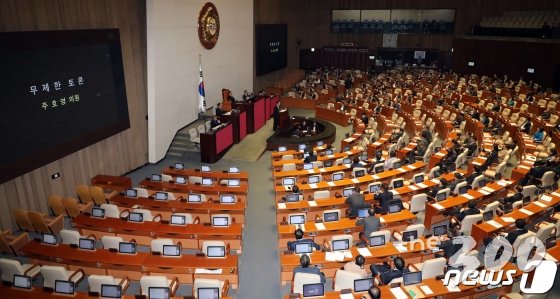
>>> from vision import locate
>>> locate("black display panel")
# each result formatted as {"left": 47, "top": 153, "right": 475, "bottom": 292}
{"left": 255, "top": 24, "right": 287, "bottom": 76}
{"left": 0, "top": 29, "right": 130, "bottom": 184}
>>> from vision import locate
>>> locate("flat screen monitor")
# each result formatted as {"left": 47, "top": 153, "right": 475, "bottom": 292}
{"left": 433, "top": 225, "right": 447, "bottom": 237}
{"left": 174, "top": 163, "right": 184, "bottom": 170}
{"left": 343, "top": 158, "right": 352, "bottom": 164}
{"left": 148, "top": 287, "right": 170, "bottom": 299}
{"left": 354, "top": 278, "right": 373, "bottom": 292}
{"left": 125, "top": 189, "right": 137, "bottom": 198}
{"left": 151, "top": 174, "right": 162, "bottom": 182}
{"left": 324, "top": 160, "right": 333, "bottom": 167}
{"left": 332, "top": 239, "right": 350, "bottom": 251}
{"left": 478, "top": 179, "right": 486, "bottom": 188}
{"left": 175, "top": 176, "right": 186, "bottom": 184}
{"left": 170, "top": 214, "right": 186, "bottom": 225}
{"left": 302, "top": 283, "right": 324, "bottom": 297}
{"left": 13, "top": 274, "right": 31, "bottom": 290}
{"left": 154, "top": 192, "right": 168, "bottom": 201}
{"left": 294, "top": 242, "right": 313, "bottom": 254}
{"left": 360, "top": 154, "right": 368, "bottom": 161}
{"left": 303, "top": 163, "right": 313, "bottom": 170}
{"left": 354, "top": 169, "right": 365, "bottom": 178}
{"left": 128, "top": 212, "right": 143, "bottom": 222}
{"left": 202, "top": 178, "right": 213, "bottom": 186}
{"left": 289, "top": 214, "right": 305, "bottom": 224}
{"left": 197, "top": 287, "right": 220, "bottom": 299}
{"left": 449, "top": 164, "right": 456, "bottom": 172}
{"left": 227, "top": 179, "right": 240, "bottom": 187}
{"left": 101, "top": 284, "right": 122, "bottom": 298}
{"left": 285, "top": 194, "right": 300, "bottom": 202}
{"left": 436, "top": 192, "right": 447, "bottom": 202}
{"left": 91, "top": 207, "right": 105, "bottom": 218}
{"left": 278, "top": 146, "right": 287, "bottom": 152}
{"left": 458, "top": 186, "right": 468, "bottom": 195}
{"left": 201, "top": 165, "right": 211, "bottom": 172}
{"left": 433, "top": 170, "right": 441, "bottom": 178}
{"left": 323, "top": 211, "right": 339, "bottom": 222}
{"left": 299, "top": 144, "right": 306, "bottom": 151}
{"left": 388, "top": 204, "right": 401, "bottom": 214}
{"left": 468, "top": 61, "right": 475, "bottom": 67}
{"left": 527, "top": 68, "right": 535, "bottom": 74}
{"left": 369, "top": 235, "right": 385, "bottom": 247}
{"left": 43, "top": 233, "right": 57, "bottom": 245}
{"left": 188, "top": 194, "right": 202, "bottom": 203}
{"left": 332, "top": 173, "right": 344, "bottom": 181}
{"left": 522, "top": 196, "right": 531, "bottom": 206}
{"left": 402, "top": 230, "right": 418, "bottom": 242}
{"left": 54, "top": 280, "right": 74, "bottom": 295}
{"left": 229, "top": 166, "right": 239, "bottom": 173}
{"left": 369, "top": 184, "right": 380, "bottom": 193}
{"left": 502, "top": 203, "right": 513, "bottom": 214}
{"left": 220, "top": 194, "right": 235, "bottom": 204}
{"left": 343, "top": 187, "right": 354, "bottom": 197}
{"left": 375, "top": 165, "right": 384, "bottom": 173}
{"left": 403, "top": 271, "right": 422, "bottom": 286}
{"left": 414, "top": 175, "right": 424, "bottom": 184}
{"left": 343, "top": 146, "right": 350, "bottom": 151}
{"left": 546, "top": 236, "right": 557, "bottom": 249}
{"left": 392, "top": 161, "right": 402, "bottom": 169}
{"left": 358, "top": 208, "right": 368, "bottom": 218}
{"left": 325, "top": 149, "right": 334, "bottom": 156}
{"left": 118, "top": 242, "right": 136, "bottom": 254}
{"left": 78, "top": 238, "right": 95, "bottom": 250}
{"left": 393, "top": 180, "right": 404, "bottom": 188}
{"left": 317, "top": 141, "right": 324, "bottom": 146}
{"left": 207, "top": 245, "right": 226, "bottom": 257}
{"left": 282, "top": 177, "right": 296, "bottom": 186}
{"left": 308, "top": 175, "right": 320, "bottom": 184}
{"left": 162, "top": 245, "right": 181, "bottom": 257}
{"left": 212, "top": 216, "right": 229, "bottom": 227}
{"left": 483, "top": 211, "right": 494, "bottom": 221}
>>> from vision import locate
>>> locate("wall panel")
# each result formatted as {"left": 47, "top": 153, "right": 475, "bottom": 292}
{"left": 0, "top": 0, "right": 148, "bottom": 230}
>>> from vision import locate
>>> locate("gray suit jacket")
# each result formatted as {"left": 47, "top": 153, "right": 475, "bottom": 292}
{"left": 356, "top": 216, "right": 380, "bottom": 239}
{"left": 345, "top": 193, "right": 365, "bottom": 216}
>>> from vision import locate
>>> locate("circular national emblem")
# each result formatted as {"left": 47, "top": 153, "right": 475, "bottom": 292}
{"left": 198, "top": 2, "right": 220, "bottom": 49}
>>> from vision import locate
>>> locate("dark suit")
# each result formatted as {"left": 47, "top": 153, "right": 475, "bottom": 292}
{"left": 506, "top": 228, "right": 528, "bottom": 245}
{"left": 356, "top": 216, "right": 380, "bottom": 239}
{"left": 345, "top": 193, "right": 365, "bottom": 216}
{"left": 304, "top": 154, "right": 317, "bottom": 163}
{"left": 293, "top": 266, "right": 326, "bottom": 283}
{"left": 503, "top": 192, "right": 523, "bottom": 204}
{"left": 370, "top": 265, "right": 406, "bottom": 285}
{"left": 215, "top": 107, "right": 224, "bottom": 116}
{"left": 287, "top": 239, "right": 321, "bottom": 252}
{"left": 273, "top": 105, "right": 280, "bottom": 130}
{"left": 448, "top": 179, "right": 464, "bottom": 195}
{"left": 374, "top": 191, "right": 394, "bottom": 213}
{"left": 438, "top": 239, "right": 462, "bottom": 259}
{"left": 466, "top": 171, "right": 482, "bottom": 186}
{"left": 457, "top": 207, "right": 481, "bottom": 222}
{"left": 210, "top": 119, "right": 220, "bottom": 128}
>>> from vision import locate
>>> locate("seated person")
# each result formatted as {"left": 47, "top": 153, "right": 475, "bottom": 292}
{"left": 356, "top": 208, "right": 380, "bottom": 241}
{"left": 541, "top": 107, "right": 553, "bottom": 120}
{"left": 293, "top": 254, "right": 326, "bottom": 283}
{"left": 368, "top": 286, "right": 381, "bottom": 299}
{"left": 521, "top": 119, "right": 532, "bottom": 134}
{"left": 345, "top": 186, "right": 365, "bottom": 217}
{"left": 370, "top": 257, "right": 407, "bottom": 285}
{"left": 533, "top": 128, "right": 545, "bottom": 142}
{"left": 344, "top": 255, "right": 368, "bottom": 278}
{"left": 456, "top": 200, "right": 481, "bottom": 222}
{"left": 287, "top": 228, "right": 321, "bottom": 252}
{"left": 466, "top": 165, "right": 483, "bottom": 186}
{"left": 435, "top": 232, "right": 463, "bottom": 260}
{"left": 210, "top": 115, "right": 221, "bottom": 129}
{"left": 488, "top": 219, "right": 529, "bottom": 247}
{"left": 428, "top": 178, "right": 449, "bottom": 200}
{"left": 389, "top": 128, "right": 403, "bottom": 143}
{"left": 383, "top": 151, "right": 398, "bottom": 171}
{"left": 448, "top": 173, "right": 465, "bottom": 193}
{"left": 481, "top": 145, "right": 500, "bottom": 170}
{"left": 215, "top": 103, "right": 225, "bottom": 116}
{"left": 304, "top": 151, "right": 317, "bottom": 163}
{"left": 351, "top": 156, "right": 362, "bottom": 169}
{"left": 502, "top": 185, "right": 523, "bottom": 205}
{"left": 374, "top": 184, "right": 399, "bottom": 214}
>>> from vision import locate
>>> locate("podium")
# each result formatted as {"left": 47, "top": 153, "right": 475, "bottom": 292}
{"left": 219, "top": 108, "right": 248, "bottom": 144}
{"left": 278, "top": 108, "right": 290, "bottom": 130}
{"left": 200, "top": 123, "right": 234, "bottom": 163}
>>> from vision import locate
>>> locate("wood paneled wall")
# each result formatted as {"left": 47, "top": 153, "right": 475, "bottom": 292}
{"left": 0, "top": 0, "right": 148, "bottom": 230}
{"left": 253, "top": 0, "right": 560, "bottom": 90}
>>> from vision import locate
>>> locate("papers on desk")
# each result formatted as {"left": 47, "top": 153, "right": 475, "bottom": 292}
{"left": 416, "top": 183, "right": 428, "bottom": 189}
{"left": 390, "top": 287, "right": 409, "bottom": 299}
{"left": 277, "top": 203, "right": 286, "bottom": 209}
{"left": 541, "top": 195, "right": 553, "bottom": 203}
{"left": 552, "top": 192, "right": 560, "bottom": 198}
{"left": 478, "top": 189, "right": 491, "bottom": 196}
{"left": 307, "top": 169, "right": 315, "bottom": 174}
{"left": 340, "top": 294, "right": 354, "bottom": 299}
{"left": 308, "top": 201, "right": 317, "bottom": 207}
{"left": 397, "top": 168, "right": 406, "bottom": 173}
{"left": 545, "top": 253, "right": 558, "bottom": 262}
{"left": 380, "top": 217, "right": 386, "bottom": 224}
{"left": 407, "top": 164, "right": 417, "bottom": 170}
{"left": 431, "top": 179, "right": 441, "bottom": 184}
{"left": 372, "top": 175, "right": 380, "bottom": 180}
{"left": 501, "top": 217, "right": 515, "bottom": 223}
{"left": 526, "top": 155, "right": 537, "bottom": 161}
{"left": 327, "top": 182, "right": 336, "bottom": 187}
{"left": 408, "top": 185, "right": 419, "bottom": 191}
{"left": 373, "top": 142, "right": 381, "bottom": 146}
{"left": 420, "top": 285, "right": 434, "bottom": 295}
{"left": 394, "top": 242, "right": 408, "bottom": 253}
{"left": 518, "top": 165, "right": 531, "bottom": 170}
{"left": 344, "top": 138, "right": 355, "bottom": 143}
{"left": 497, "top": 180, "right": 512, "bottom": 186}
{"left": 446, "top": 284, "right": 461, "bottom": 292}
{"left": 435, "top": 152, "right": 445, "bottom": 157}
{"left": 357, "top": 247, "right": 373, "bottom": 257}
{"left": 315, "top": 223, "right": 326, "bottom": 231}
{"left": 432, "top": 203, "right": 445, "bottom": 210}
{"left": 327, "top": 155, "right": 335, "bottom": 158}
{"left": 351, "top": 178, "right": 360, "bottom": 184}
{"left": 487, "top": 220, "right": 503, "bottom": 229}
{"left": 518, "top": 208, "right": 534, "bottom": 216}
{"left": 534, "top": 201, "right": 547, "bottom": 208}
{"left": 346, "top": 151, "right": 353, "bottom": 155}
{"left": 309, "top": 184, "right": 318, "bottom": 189}
{"left": 462, "top": 194, "right": 475, "bottom": 200}
{"left": 319, "top": 168, "right": 326, "bottom": 172}
{"left": 482, "top": 186, "right": 496, "bottom": 193}
{"left": 325, "top": 251, "right": 352, "bottom": 262}
{"left": 195, "top": 268, "right": 223, "bottom": 274}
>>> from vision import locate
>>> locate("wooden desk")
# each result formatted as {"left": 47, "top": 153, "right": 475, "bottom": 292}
{"left": 138, "top": 179, "right": 248, "bottom": 195}
{"left": 272, "top": 149, "right": 362, "bottom": 170}
{"left": 161, "top": 167, "right": 249, "bottom": 181}
{"left": 91, "top": 175, "right": 132, "bottom": 192}
{"left": 72, "top": 214, "right": 243, "bottom": 250}
{"left": 315, "top": 105, "right": 350, "bottom": 127}
{"left": 200, "top": 123, "right": 234, "bottom": 163}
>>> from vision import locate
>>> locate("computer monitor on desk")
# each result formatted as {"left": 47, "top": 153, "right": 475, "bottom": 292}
{"left": 207, "top": 245, "right": 226, "bottom": 258}
{"left": 303, "top": 163, "right": 313, "bottom": 170}
{"left": 433, "top": 224, "right": 447, "bottom": 237}
{"left": 125, "top": 189, "right": 137, "bottom": 198}
{"left": 162, "top": 245, "right": 181, "bottom": 257}
{"left": 402, "top": 230, "right": 418, "bottom": 242}
{"left": 78, "top": 238, "right": 95, "bottom": 250}
{"left": 149, "top": 287, "right": 170, "bottom": 299}
{"left": 282, "top": 177, "right": 296, "bottom": 186}
{"left": 325, "top": 149, "right": 334, "bottom": 156}
{"left": 342, "top": 187, "right": 354, "bottom": 197}
{"left": 13, "top": 275, "right": 31, "bottom": 290}
{"left": 354, "top": 278, "right": 373, "bottom": 292}
{"left": 91, "top": 207, "right": 105, "bottom": 218}
{"left": 54, "top": 280, "right": 75, "bottom": 295}
{"left": 332, "top": 239, "right": 350, "bottom": 251}
{"left": 128, "top": 212, "right": 143, "bottom": 222}
{"left": 175, "top": 176, "right": 187, "bottom": 184}
{"left": 228, "top": 179, "right": 240, "bottom": 187}
{"left": 403, "top": 271, "right": 422, "bottom": 286}
{"left": 229, "top": 166, "right": 239, "bottom": 173}
{"left": 323, "top": 211, "right": 339, "bottom": 222}
{"left": 202, "top": 178, "right": 213, "bottom": 186}
{"left": 188, "top": 194, "right": 202, "bottom": 203}
{"left": 289, "top": 214, "right": 305, "bottom": 225}
{"left": 174, "top": 163, "right": 184, "bottom": 170}
{"left": 369, "top": 235, "right": 385, "bottom": 247}
{"left": 285, "top": 194, "right": 300, "bottom": 202}
{"left": 308, "top": 175, "right": 321, "bottom": 184}
{"left": 212, "top": 216, "right": 229, "bottom": 227}
{"left": 220, "top": 194, "right": 236, "bottom": 204}
{"left": 151, "top": 174, "right": 162, "bottom": 182}
{"left": 42, "top": 233, "right": 57, "bottom": 245}
{"left": 198, "top": 287, "right": 220, "bottom": 299}
{"left": 118, "top": 242, "right": 136, "bottom": 254}
{"left": 101, "top": 284, "right": 122, "bottom": 298}
{"left": 154, "top": 192, "right": 168, "bottom": 201}
{"left": 294, "top": 242, "right": 313, "bottom": 254}
{"left": 170, "top": 214, "right": 186, "bottom": 225}
{"left": 302, "top": 283, "right": 324, "bottom": 298}
{"left": 201, "top": 165, "right": 211, "bottom": 172}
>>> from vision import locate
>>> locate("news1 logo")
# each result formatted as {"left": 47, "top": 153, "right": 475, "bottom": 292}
{"left": 442, "top": 235, "right": 557, "bottom": 293}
